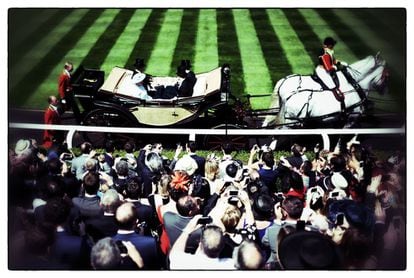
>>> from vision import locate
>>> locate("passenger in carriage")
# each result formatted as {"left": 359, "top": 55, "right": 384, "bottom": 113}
{"left": 150, "top": 60, "right": 197, "bottom": 99}
{"left": 176, "top": 61, "right": 197, "bottom": 97}
{"left": 130, "top": 72, "right": 153, "bottom": 101}
{"left": 132, "top": 58, "right": 152, "bottom": 91}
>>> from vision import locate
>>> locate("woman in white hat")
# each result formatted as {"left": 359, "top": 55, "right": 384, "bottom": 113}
{"left": 131, "top": 72, "right": 152, "bottom": 101}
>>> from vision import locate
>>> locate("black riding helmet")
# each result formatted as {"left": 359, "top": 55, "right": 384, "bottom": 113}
{"left": 324, "top": 37, "right": 337, "bottom": 47}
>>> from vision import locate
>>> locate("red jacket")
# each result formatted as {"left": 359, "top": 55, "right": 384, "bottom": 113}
{"left": 58, "top": 70, "right": 72, "bottom": 99}
{"left": 43, "top": 106, "right": 61, "bottom": 148}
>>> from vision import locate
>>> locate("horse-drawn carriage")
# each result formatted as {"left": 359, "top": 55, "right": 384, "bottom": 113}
{"left": 70, "top": 54, "right": 392, "bottom": 148}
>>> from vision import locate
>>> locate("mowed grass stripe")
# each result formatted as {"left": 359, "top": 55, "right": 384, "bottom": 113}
{"left": 282, "top": 9, "right": 321, "bottom": 64}
{"left": 354, "top": 9, "right": 406, "bottom": 50}
{"left": 146, "top": 9, "right": 184, "bottom": 75}
{"left": 217, "top": 9, "right": 245, "bottom": 100}
{"left": 81, "top": 9, "right": 136, "bottom": 69}
{"left": 298, "top": 9, "right": 357, "bottom": 63}
{"left": 170, "top": 9, "right": 199, "bottom": 75}
{"left": 333, "top": 9, "right": 403, "bottom": 74}
{"left": 11, "top": 9, "right": 104, "bottom": 107}
{"left": 102, "top": 9, "right": 152, "bottom": 77}
{"left": 265, "top": 9, "right": 314, "bottom": 75}
{"left": 124, "top": 9, "right": 167, "bottom": 71}
{"left": 10, "top": 9, "right": 71, "bottom": 65}
{"left": 233, "top": 9, "right": 272, "bottom": 102}
{"left": 10, "top": 9, "right": 89, "bottom": 89}
{"left": 9, "top": 9, "right": 58, "bottom": 48}
{"left": 249, "top": 9, "right": 290, "bottom": 88}
{"left": 315, "top": 9, "right": 371, "bottom": 59}
{"left": 193, "top": 9, "right": 218, "bottom": 73}
{"left": 26, "top": 9, "right": 119, "bottom": 108}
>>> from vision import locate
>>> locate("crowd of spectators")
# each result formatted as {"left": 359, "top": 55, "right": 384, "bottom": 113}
{"left": 8, "top": 136, "right": 406, "bottom": 270}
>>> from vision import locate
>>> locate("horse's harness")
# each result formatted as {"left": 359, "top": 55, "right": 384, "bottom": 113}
{"left": 281, "top": 71, "right": 367, "bottom": 121}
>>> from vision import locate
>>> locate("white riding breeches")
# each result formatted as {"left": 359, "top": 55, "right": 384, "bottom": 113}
{"left": 315, "top": 66, "right": 336, "bottom": 89}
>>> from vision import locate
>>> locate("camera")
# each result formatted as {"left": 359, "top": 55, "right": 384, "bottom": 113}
{"left": 116, "top": 240, "right": 128, "bottom": 255}
{"left": 330, "top": 191, "right": 339, "bottom": 198}
{"left": 197, "top": 216, "right": 212, "bottom": 225}
{"left": 229, "top": 190, "right": 239, "bottom": 196}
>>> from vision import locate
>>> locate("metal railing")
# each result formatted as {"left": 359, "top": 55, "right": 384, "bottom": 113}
{"left": 9, "top": 122, "right": 405, "bottom": 150}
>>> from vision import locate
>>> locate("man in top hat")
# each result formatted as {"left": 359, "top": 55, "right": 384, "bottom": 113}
{"left": 175, "top": 60, "right": 197, "bottom": 97}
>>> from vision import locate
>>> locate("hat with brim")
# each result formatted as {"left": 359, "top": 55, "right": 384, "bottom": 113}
{"left": 132, "top": 72, "right": 146, "bottom": 84}
{"left": 15, "top": 139, "right": 31, "bottom": 155}
{"left": 174, "top": 155, "right": 198, "bottom": 176}
{"left": 278, "top": 230, "right": 342, "bottom": 270}
{"left": 221, "top": 160, "right": 243, "bottom": 182}
{"left": 133, "top": 58, "right": 146, "bottom": 69}
{"left": 331, "top": 172, "right": 348, "bottom": 190}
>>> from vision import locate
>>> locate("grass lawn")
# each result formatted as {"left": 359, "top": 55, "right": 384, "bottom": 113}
{"left": 9, "top": 8, "right": 406, "bottom": 113}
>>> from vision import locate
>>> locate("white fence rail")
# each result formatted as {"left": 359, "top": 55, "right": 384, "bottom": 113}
{"left": 9, "top": 122, "right": 405, "bottom": 150}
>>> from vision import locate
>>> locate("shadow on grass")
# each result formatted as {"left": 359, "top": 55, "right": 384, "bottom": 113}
{"left": 124, "top": 9, "right": 167, "bottom": 69}
{"left": 283, "top": 9, "right": 321, "bottom": 62}
{"left": 9, "top": 9, "right": 72, "bottom": 66}
{"left": 10, "top": 9, "right": 105, "bottom": 107}
{"left": 217, "top": 9, "right": 245, "bottom": 99}
{"left": 250, "top": 9, "right": 292, "bottom": 85}
{"left": 81, "top": 9, "right": 136, "bottom": 69}
{"left": 170, "top": 9, "right": 199, "bottom": 75}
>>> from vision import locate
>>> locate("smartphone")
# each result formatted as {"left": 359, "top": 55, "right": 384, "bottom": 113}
{"left": 229, "top": 190, "right": 239, "bottom": 196}
{"left": 197, "top": 216, "right": 213, "bottom": 225}
{"left": 331, "top": 191, "right": 339, "bottom": 198}
{"left": 116, "top": 240, "right": 128, "bottom": 254}
{"left": 336, "top": 214, "right": 344, "bottom": 226}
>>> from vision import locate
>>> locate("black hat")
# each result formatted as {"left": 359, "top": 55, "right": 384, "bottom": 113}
{"left": 176, "top": 65, "right": 188, "bottom": 78}
{"left": 133, "top": 58, "right": 146, "bottom": 70}
{"left": 180, "top": 59, "right": 192, "bottom": 70}
{"left": 323, "top": 37, "right": 337, "bottom": 46}
{"left": 278, "top": 230, "right": 343, "bottom": 269}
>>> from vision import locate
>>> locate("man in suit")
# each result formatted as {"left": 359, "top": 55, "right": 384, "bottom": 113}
{"left": 186, "top": 141, "right": 206, "bottom": 177}
{"left": 85, "top": 189, "right": 121, "bottom": 242}
{"left": 261, "top": 196, "right": 304, "bottom": 265}
{"left": 43, "top": 96, "right": 62, "bottom": 149}
{"left": 112, "top": 203, "right": 159, "bottom": 269}
{"left": 176, "top": 64, "right": 197, "bottom": 97}
{"left": 44, "top": 198, "right": 88, "bottom": 269}
{"left": 71, "top": 142, "right": 97, "bottom": 181}
{"left": 72, "top": 172, "right": 102, "bottom": 220}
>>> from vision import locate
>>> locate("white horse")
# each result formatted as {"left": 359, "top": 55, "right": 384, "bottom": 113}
{"left": 262, "top": 53, "right": 389, "bottom": 127}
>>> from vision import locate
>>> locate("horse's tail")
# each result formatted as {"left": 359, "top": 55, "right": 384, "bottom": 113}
{"left": 262, "top": 79, "right": 285, "bottom": 127}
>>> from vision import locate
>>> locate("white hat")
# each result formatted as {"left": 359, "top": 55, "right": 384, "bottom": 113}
{"left": 15, "top": 139, "right": 31, "bottom": 155}
{"left": 330, "top": 172, "right": 348, "bottom": 189}
{"left": 132, "top": 72, "right": 146, "bottom": 84}
{"left": 174, "top": 155, "right": 198, "bottom": 176}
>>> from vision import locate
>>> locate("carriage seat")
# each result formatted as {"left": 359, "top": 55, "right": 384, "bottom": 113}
{"left": 192, "top": 77, "right": 207, "bottom": 97}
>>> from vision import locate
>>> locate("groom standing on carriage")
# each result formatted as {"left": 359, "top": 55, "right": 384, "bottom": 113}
{"left": 316, "top": 37, "right": 368, "bottom": 113}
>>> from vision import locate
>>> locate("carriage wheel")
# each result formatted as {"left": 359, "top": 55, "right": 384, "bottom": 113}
{"left": 203, "top": 124, "right": 248, "bottom": 151}
{"left": 73, "top": 108, "right": 139, "bottom": 149}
